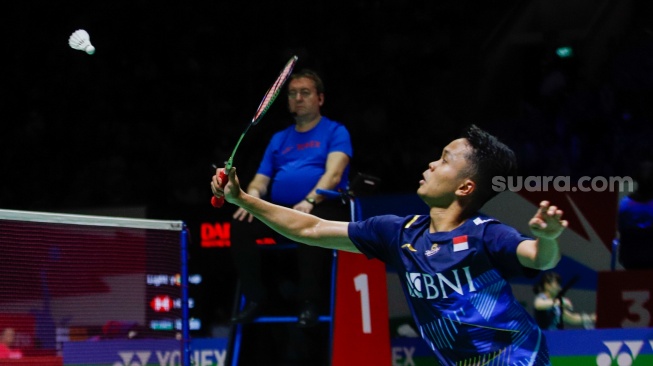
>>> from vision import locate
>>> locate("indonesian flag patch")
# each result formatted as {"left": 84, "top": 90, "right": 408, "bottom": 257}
{"left": 453, "top": 235, "right": 469, "bottom": 252}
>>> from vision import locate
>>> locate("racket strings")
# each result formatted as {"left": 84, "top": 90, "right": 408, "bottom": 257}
{"left": 252, "top": 56, "right": 298, "bottom": 123}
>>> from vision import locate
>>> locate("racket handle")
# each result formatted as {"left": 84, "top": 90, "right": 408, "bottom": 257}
{"left": 211, "top": 170, "right": 229, "bottom": 208}
{"left": 210, "top": 196, "right": 224, "bottom": 208}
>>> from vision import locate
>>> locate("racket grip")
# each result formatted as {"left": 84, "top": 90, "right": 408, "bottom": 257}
{"left": 210, "top": 170, "right": 229, "bottom": 208}
{"left": 210, "top": 196, "right": 224, "bottom": 208}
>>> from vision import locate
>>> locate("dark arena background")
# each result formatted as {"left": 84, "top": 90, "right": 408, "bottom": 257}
{"left": 2, "top": 1, "right": 653, "bottom": 365}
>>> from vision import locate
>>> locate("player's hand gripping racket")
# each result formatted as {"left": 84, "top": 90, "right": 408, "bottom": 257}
{"left": 211, "top": 55, "right": 298, "bottom": 207}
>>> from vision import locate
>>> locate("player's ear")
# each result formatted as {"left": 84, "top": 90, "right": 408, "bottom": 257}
{"left": 318, "top": 93, "right": 324, "bottom": 107}
{"left": 456, "top": 179, "right": 476, "bottom": 197}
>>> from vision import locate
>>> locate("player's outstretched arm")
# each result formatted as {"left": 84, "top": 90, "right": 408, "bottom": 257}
{"left": 517, "top": 200, "right": 568, "bottom": 270}
{"left": 211, "top": 167, "right": 360, "bottom": 253}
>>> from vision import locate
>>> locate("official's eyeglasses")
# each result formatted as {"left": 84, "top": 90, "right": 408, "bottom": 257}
{"left": 288, "top": 89, "right": 313, "bottom": 99}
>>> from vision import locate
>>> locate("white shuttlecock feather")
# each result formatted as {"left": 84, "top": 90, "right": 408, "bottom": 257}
{"left": 68, "top": 29, "right": 95, "bottom": 55}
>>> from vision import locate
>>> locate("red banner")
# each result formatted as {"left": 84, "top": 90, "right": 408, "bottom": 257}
{"left": 596, "top": 269, "right": 653, "bottom": 328}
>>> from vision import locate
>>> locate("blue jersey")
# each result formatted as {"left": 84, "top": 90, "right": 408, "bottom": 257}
{"left": 617, "top": 196, "right": 653, "bottom": 268}
{"left": 257, "top": 116, "right": 352, "bottom": 205}
{"left": 618, "top": 196, "right": 653, "bottom": 231}
{"left": 534, "top": 293, "right": 562, "bottom": 331}
{"left": 349, "top": 214, "right": 550, "bottom": 366}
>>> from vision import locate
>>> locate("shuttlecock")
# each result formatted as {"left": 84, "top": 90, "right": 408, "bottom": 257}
{"left": 68, "top": 29, "right": 95, "bottom": 55}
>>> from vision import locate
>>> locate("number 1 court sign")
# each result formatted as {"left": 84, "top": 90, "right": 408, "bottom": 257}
{"left": 332, "top": 251, "right": 391, "bottom": 365}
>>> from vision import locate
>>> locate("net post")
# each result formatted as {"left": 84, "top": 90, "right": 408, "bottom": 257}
{"left": 180, "top": 224, "right": 190, "bottom": 366}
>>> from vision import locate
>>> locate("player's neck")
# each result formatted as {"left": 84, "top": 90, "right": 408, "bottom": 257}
{"left": 428, "top": 205, "right": 467, "bottom": 233}
{"left": 294, "top": 114, "right": 322, "bottom": 132}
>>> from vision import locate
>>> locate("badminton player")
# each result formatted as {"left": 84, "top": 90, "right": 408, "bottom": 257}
{"left": 212, "top": 124, "right": 566, "bottom": 365}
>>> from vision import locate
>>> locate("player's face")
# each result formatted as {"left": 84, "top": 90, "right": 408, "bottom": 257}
{"left": 417, "top": 138, "right": 473, "bottom": 206}
{"left": 1, "top": 328, "right": 15, "bottom": 344}
{"left": 288, "top": 77, "right": 324, "bottom": 118}
{"left": 545, "top": 279, "right": 561, "bottom": 296}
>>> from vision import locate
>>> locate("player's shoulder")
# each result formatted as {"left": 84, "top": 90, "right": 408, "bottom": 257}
{"left": 472, "top": 213, "right": 531, "bottom": 242}
{"left": 535, "top": 292, "right": 548, "bottom": 300}
{"left": 467, "top": 213, "right": 514, "bottom": 236}
{"left": 365, "top": 214, "right": 426, "bottom": 227}
{"left": 400, "top": 215, "right": 430, "bottom": 229}
{"left": 470, "top": 213, "right": 501, "bottom": 226}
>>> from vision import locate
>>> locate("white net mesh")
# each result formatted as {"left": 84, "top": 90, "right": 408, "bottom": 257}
{"left": 0, "top": 209, "right": 185, "bottom": 360}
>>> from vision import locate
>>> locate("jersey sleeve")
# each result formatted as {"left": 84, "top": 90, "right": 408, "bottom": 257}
{"left": 348, "top": 215, "right": 401, "bottom": 264}
{"left": 483, "top": 222, "right": 539, "bottom": 279}
{"left": 328, "top": 123, "right": 353, "bottom": 158}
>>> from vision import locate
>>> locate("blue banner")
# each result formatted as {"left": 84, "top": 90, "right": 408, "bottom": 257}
{"left": 63, "top": 338, "right": 227, "bottom": 366}
{"left": 391, "top": 328, "right": 653, "bottom": 366}
{"left": 544, "top": 328, "right": 653, "bottom": 365}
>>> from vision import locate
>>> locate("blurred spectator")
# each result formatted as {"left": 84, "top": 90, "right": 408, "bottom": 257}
{"left": 618, "top": 159, "right": 653, "bottom": 269}
{"left": 533, "top": 272, "right": 596, "bottom": 330}
{"left": 0, "top": 327, "right": 23, "bottom": 359}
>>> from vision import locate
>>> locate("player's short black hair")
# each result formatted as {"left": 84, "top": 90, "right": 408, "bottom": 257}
{"left": 289, "top": 69, "right": 325, "bottom": 94}
{"left": 533, "top": 271, "right": 561, "bottom": 294}
{"left": 461, "top": 124, "right": 517, "bottom": 206}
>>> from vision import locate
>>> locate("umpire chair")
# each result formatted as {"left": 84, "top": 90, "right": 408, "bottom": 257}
{"left": 226, "top": 173, "right": 380, "bottom": 366}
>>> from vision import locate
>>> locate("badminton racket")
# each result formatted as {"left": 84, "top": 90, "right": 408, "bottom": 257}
{"left": 212, "top": 55, "right": 298, "bottom": 208}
